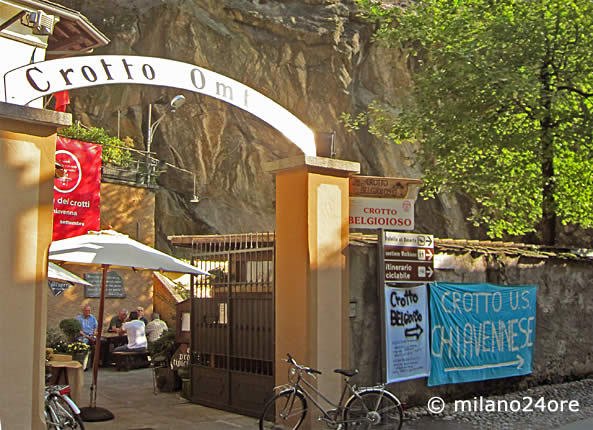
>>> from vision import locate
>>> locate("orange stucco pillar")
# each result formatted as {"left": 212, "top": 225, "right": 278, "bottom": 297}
{"left": 0, "top": 103, "right": 71, "bottom": 430}
{"left": 266, "top": 155, "right": 360, "bottom": 415}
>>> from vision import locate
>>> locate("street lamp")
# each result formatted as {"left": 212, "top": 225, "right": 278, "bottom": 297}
{"left": 145, "top": 95, "right": 186, "bottom": 184}
{"left": 146, "top": 94, "right": 186, "bottom": 155}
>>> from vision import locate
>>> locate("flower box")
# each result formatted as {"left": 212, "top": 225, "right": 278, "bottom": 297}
{"left": 49, "top": 353, "right": 73, "bottom": 362}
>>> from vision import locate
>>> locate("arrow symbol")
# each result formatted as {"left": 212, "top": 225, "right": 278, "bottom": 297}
{"left": 405, "top": 323, "right": 424, "bottom": 340}
{"left": 425, "top": 249, "right": 433, "bottom": 261}
{"left": 426, "top": 266, "right": 434, "bottom": 277}
{"left": 444, "top": 354, "right": 525, "bottom": 372}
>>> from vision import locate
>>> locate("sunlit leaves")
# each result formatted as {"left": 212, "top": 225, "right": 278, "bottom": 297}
{"left": 350, "top": 0, "right": 593, "bottom": 239}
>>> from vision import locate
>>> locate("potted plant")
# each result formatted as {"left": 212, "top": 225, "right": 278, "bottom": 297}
{"left": 147, "top": 331, "right": 180, "bottom": 392}
{"left": 59, "top": 318, "right": 82, "bottom": 343}
{"left": 66, "top": 342, "right": 91, "bottom": 370}
{"left": 46, "top": 326, "right": 71, "bottom": 361}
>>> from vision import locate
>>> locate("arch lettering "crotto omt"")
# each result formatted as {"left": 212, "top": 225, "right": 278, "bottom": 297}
{"left": 2, "top": 55, "right": 316, "bottom": 156}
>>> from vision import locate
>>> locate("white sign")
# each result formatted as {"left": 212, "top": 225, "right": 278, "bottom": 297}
{"left": 384, "top": 231, "right": 433, "bottom": 248}
{"left": 3, "top": 55, "right": 316, "bottom": 157}
{"left": 385, "top": 284, "right": 430, "bottom": 383}
{"left": 349, "top": 197, "right": 414, "bottom": 230}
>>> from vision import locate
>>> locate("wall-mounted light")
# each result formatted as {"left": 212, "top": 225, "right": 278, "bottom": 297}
{"left": 20, "top": 10, "right": 57, "bottom": 35}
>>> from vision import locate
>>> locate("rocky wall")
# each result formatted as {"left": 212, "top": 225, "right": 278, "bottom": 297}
{"left": 56, "top": 0, "right": 479, "bottom": 255}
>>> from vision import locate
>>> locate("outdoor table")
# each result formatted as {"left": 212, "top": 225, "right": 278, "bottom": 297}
{"left": 46, "top": 360, "right": 83, "bottom": 405}
{"left": 101, "top": 333, "right": 127, "bottom": 367}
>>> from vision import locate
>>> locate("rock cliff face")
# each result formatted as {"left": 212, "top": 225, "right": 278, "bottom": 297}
{"left": 58, "top": 0, "right": 479, "bottom": 251}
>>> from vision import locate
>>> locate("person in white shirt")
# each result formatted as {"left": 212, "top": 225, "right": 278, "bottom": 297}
{"left": 114, "top": 311, "right": 147, "bottom": 352}
{"left": 145, "top": 313, "right": 168, "bottom": 343}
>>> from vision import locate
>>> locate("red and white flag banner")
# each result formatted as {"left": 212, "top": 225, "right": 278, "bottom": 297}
{"left": 53, "top": 137, "right": 102, "bottom": 240}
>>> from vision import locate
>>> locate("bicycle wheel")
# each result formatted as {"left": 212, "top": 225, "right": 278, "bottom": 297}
{"left": 259, "top": 390, "right": 307, "bottom": 430}
{"left": 344, "top": 390, "right": 403, "bottom": 430}
{"left": 47, "top": 394, "right": 85, "bottom": 430}
{"left": 45, "top": 404, "right": 61, "bottom": 430}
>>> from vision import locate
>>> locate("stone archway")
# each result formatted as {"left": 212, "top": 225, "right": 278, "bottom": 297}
{"left": 3, "top": 55, "right": 316, "bottom": 156}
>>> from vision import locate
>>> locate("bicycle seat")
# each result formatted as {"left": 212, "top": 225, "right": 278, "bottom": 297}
{"left": 334, "top": 368, "right": 359, "bottom": 377}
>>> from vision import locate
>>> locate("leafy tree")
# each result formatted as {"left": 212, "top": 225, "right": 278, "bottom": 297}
{"left": 347, "top": 0, "right": 593, "bottom": 244}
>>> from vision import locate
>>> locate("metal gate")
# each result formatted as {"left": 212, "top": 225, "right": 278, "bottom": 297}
{"left": 187, "top": 232, "right": 275, "bottom": 417}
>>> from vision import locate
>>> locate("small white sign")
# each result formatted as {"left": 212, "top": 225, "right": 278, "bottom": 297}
{"left": 349, "top": 197, "right": 414, "bottom": 230}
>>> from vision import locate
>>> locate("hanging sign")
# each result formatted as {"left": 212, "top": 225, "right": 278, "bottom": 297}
{"left": 84, "top": 271, "right": 126, "bottom": 298}
{"left": 53, "top": 137, "right": 101, "bottom": 240}
{"left": 383, "top": 231, "right": 434, "bottom": 283}
{"left": 349, "top": 175, "right": 423, "bottom": 199}
{"left": 385, "top": 284, "right": 430, "bottom": 383}
{"left": 48, "top": 280, "right": 72, "bottom": 296}
{"left": 428, "top": 282, "right": 537, "bottom": 386}
{"left": 349, "top": 197, "right": 414, "bottom": 230}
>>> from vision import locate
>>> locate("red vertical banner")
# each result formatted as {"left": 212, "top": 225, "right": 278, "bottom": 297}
{"left": 53, "top": 137, "right": 102, "bottom": 240}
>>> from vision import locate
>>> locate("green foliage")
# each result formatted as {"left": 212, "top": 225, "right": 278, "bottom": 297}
{"left": 147, "top": 331, "right": 178, "bottom": 366}
{"left": 59, "top": 318, "right": 82, "bottom": 343}
{"left": 351, "top": 0, "right": 593, "bottom": 241}
{"left": 46, "top": 326, "right": 68, "bottom": 352}
{"left": 58, "top": 124, "right": 134, "bottom": 167}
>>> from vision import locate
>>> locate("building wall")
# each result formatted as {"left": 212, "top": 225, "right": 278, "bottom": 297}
{"left": 0, "top": 103, "right": 71, "bottom": 430}
{"left": 46, "top": 182, "right": 156, "bottom": 331}
{"left": 153, "top": 273, "right": 183, "bottom": 329}
{"left": 349, "top": 241, "right": 593, "bottom": 406}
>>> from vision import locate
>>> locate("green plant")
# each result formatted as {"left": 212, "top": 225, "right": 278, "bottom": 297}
{"left": 147, "top": 331, "right": 178, "bottom": 366}
{"left": 59, "top": 318, "right": 82, "bottom": 343}
{"left": 46, "top": 327, "right": 68, "bottom": 353}
{"left": 66, "top": 342, "right": 90, "bottom": 354}
{"left": 58, "top": 124, "right": 134, "bottom": 166}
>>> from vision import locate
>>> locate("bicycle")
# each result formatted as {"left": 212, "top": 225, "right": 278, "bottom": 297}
{"left": 45, "top": 379, "right": 85, "bottom": 429}
{"left": 259, "top": 354, "right": 403, "bottom": 430}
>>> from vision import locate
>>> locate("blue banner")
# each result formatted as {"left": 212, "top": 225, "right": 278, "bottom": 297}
{"left": 429, "top": 282, "right": 537, "bottom": 386}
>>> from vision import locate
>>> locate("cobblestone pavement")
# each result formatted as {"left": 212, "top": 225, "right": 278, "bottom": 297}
{"left": 403, "top": 378, "right": 593, "bottom": 430}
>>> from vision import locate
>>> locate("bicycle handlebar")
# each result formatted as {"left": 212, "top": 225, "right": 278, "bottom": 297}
{"left": 285, "top": 353, "right": 322, "bottom": 375}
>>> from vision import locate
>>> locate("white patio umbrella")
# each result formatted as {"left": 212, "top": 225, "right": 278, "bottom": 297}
{"left": 49, "top": 230, "right": 209, "bottom": 421}
{"left": 48, "top": 262, "right": 92, "bottom": 287}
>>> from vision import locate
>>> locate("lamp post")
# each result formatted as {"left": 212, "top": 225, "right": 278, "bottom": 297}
{"left": 157, "top": 162, "right": 200, "bottom": 203}
{"left": 146, "top": 94, "right": 186, "bottom": 184}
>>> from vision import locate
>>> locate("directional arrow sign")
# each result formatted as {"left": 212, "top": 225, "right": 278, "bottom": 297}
{"left": 383, "top": 231, "right": 435, "bottom": 284}
{"left": 404, "top": 323, "right": 424, "bottom": 340}
{"left": 385, "top": 261, "right": 435, "bottom": 283}
{"left": 384, "top": 232, "right": 434, "bottom": 248}
{"left": 385, "top": 246, "right": 434, "bottom": 261}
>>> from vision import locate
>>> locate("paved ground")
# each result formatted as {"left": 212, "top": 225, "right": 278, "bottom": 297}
{"left": 81, "top": 367, "right": 260, "bottom": 430}
{"left": 79, "top": 368, "right": 593, "bottom": 430}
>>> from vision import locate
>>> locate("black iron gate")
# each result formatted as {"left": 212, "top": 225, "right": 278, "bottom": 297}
{"left": 187, "top": 233, "right": 275, "bottom": 417}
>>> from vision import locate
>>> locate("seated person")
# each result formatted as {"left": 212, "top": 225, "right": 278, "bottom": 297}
{"left": 146, "top": 313, "right": 168, "bottom": 343}
{"left": 76, "top": 304, "right": 98, "bottom": 345}
{"left": 108, "top": 309, "right": 128, "bottom": 333}
{"left": 136, "top": 306, "right": 149, "bottom": 325}
{"left": 114, "top": 311, "right": 147, "bottom": 352}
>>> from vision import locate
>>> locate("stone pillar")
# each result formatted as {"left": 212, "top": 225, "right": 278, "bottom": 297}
{"left": 0, "top": 103, "right": 70, "bottom": 430}
{"left": 266, "top": 155, "right": 360, "bottom": 421}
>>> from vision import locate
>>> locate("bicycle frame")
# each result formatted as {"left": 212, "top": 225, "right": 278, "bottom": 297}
{"left": 276, "top": 366, "right": 380, "bottom": 426}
